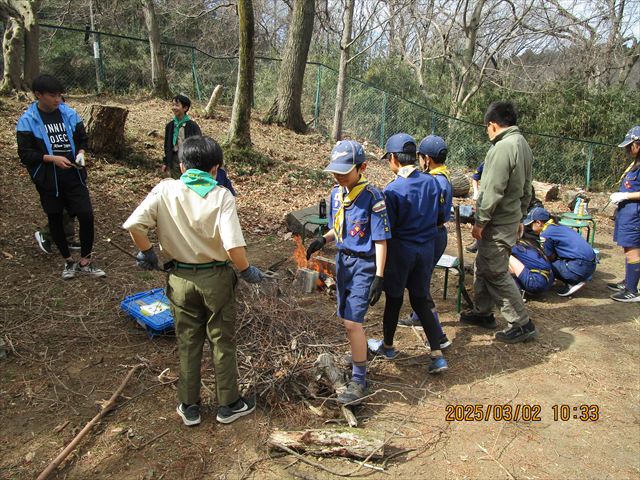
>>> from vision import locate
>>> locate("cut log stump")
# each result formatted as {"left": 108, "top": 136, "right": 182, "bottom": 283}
{"left": 451, "top": 169, "right": 470, "bottom": 198}
{"left": 82, "top": 104, "right": 129, "bottom": 156}
{"left": 268, "top": 428, "right": 385, "bottom": 459}
{"left": 533, "top": 180, "right": 559, "bottom": 202}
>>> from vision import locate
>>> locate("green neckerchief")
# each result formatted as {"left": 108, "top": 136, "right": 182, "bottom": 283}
{"left": 180, "top": 169, "right": 218, "bottom": 198}
{"left": 172, "top": 114, "right": 191, "bottom": 146}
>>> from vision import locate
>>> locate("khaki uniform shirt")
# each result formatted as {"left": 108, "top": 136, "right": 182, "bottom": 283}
{"left": 123, "top": 179, "right": 246, "bottom": 263}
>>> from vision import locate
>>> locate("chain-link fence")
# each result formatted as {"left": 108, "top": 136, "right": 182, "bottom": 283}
{"left": 39, "top": 24, "right": 627, "bottom": 189}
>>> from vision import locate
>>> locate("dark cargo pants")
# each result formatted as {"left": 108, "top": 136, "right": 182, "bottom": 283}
{"left": 166, "top": 265, "right": 240, "bottom": 407}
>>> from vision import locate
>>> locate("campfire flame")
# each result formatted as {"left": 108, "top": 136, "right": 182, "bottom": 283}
{"left": 293, "top": 235, "right": 334, "bottom": 288}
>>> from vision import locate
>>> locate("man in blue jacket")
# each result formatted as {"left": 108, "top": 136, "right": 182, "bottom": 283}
{"left": 17, "top": 75, "right": 105, "bottom": 279}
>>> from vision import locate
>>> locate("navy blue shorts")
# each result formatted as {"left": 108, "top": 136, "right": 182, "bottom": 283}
{"left": 552, "top": 258, "right": 596, "bottom": 284}
{"left": 384, "top": 239, "right": 434, "bottom": 298}
{"left": 335, "top": 251, "right": 376, "bottom": 323}
{"left": 515, "top": 268, "right": 553, "bottom": 294}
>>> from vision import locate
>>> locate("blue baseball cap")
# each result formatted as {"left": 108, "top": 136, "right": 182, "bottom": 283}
{"left": 382, "top": 133, "right": 416, "bottom": 159}
{"left": 418, "top": 135, "right": 448, "bottom": 158}
{"left": 324, "top": 140, "right": 366, "bottom": 174}
{"left": 618, "top": 125, "right": 640, "bottom": 148}
{"left": 523, "top": 206, "right": 551, "bottom": 225}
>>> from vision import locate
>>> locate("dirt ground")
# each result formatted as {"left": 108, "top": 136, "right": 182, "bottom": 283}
{"left": 0, "top": 95, "right": 638, "bottom": 480}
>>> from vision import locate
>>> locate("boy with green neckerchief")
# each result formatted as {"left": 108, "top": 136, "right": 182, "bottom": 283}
{"left": 124, "top": 135, "right": 265, "bottom": 426}
{"left": 162, "top": 94, "right": 201, "bottom": 179}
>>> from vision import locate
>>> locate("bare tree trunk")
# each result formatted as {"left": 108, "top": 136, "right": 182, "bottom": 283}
{"left": 263, "top": 0, "right": 314, "bottom": 133}
{"left": 21, "top": 0, "right": 39, "bottom": 86}
{"left": 228, "top": 0, "right": 255, "bottom": 149}
{"left": 0, "top": 16, "right": 24, "bottom": 93}
{"left": 330, "top": 0, "right": 354, "bottom": 142}
{"left": 141, "top": 0, "right": 171, "bottom": 98}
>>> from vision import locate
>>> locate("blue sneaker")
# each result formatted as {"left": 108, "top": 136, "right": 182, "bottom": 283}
{"left": 367, "top": 338, "right": 399, "bottom": 360}
{"left": 428, "top": 356, "right": 448, "bottom": 374}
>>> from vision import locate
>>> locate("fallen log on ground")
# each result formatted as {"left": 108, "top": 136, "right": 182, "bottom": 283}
{"left": 268, "top": 428, "right": 385, "bottom": 459}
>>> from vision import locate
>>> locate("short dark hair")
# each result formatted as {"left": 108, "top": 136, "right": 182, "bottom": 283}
{"left": 484, "top": 101, "right": 518, "bottom": 127}
{"left": 420, "top": 151, "right": 447, "bottom": 164}
{"left": 393, "top": 152, "right": 417, "bottom": 166}
{"left": 179, "top": 135, "right": 223, "bottom": 172}
{"left": 32, "top": 74, "right": 65, "bottom": 94}
{"left": 173, "top": 94, "right": 191, "bottom": 112}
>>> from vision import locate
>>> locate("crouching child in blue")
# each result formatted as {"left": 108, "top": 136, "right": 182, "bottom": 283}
{"left": 509, "top": 238, "right": 554, "bottom": 296}
{"left": 306, "top": 140, "right": 390, "bottom": 405}
{"left": 370, "top": 133, "right": 449, "bottom": 374}
{"left": 16, "top": 74, "right": 105, "bottom": 279}
{"left": 526, "top": 207, "right": 596, "bottom": 297}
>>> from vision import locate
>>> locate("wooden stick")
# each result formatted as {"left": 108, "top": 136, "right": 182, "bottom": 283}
{"left": 37, "top": 364, "right": 145, "bottom": 480}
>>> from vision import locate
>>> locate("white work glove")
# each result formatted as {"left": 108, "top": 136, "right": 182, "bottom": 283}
{"left": 75, "top": 152, "right": 85, "bottom": 167}
{"left": 610, "top": 192, "right": 629, "bottom": 205}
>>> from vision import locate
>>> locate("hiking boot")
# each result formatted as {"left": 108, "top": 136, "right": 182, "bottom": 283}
{"left": 176, "top": 403, "right": 201, "bottom": 426}
{"left": 77, "top": 262, "right": 106, "bottom": 278}
{"left": 35, "top": 231, "right": 52, "bottom": 254}
{"left": 427, "top": 356, "right": 448, "bottom": 374}
{"left": 459, "top": 311, "right": 497, "bottom": 329}
{"left": 557, "top": 282, "right": 585, "bottom": 297}
{"left": 606, "top": 281, "right": 626, "bottom": 292}
{"left": 465, "top": 242, "right": 478, "bottom": 254}
{"left": 216, "top": 396, "right": 256, "bottom": 424}
{"left": 62, "top": 261, "right": 77, "bottom": 280}
{"left": 336, "top": 381, "right": 368, "bottom": 405}
{"left": 367, "top": 338, "right": 398, "bottom": 360}
{"left": 610, "top": 289, "right": 640, "bottom": 303}
{"left": 495, "top": 320, "right": 538, "bottom": 344}
{"left": 398, "top": 314, "right": 421, "bottom": 327}
{"left": 68, "top": 239, "right": 81, "bottom": 251}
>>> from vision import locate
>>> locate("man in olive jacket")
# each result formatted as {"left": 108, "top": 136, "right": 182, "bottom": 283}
{"left": 460, "top": 101, "right": 537, "bottom": 343}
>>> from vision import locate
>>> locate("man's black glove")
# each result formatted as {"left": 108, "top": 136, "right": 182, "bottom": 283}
{"left": 306, "top": 237, "right": 326, "bottom": 260}
{"left": 239, "top": 265, "right": 264, "bottom": 283}
{"left": 136, "top": 247, "right": 159, "bottom": 271}
{"left": 368, "top": 275, "right": 384, "bottom": 306}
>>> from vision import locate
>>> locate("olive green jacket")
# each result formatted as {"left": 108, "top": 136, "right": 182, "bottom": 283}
{"left": 476, "top": 126, "right": 533, "bottom": 227}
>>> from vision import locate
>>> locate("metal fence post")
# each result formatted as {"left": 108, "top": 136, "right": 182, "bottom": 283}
{"left": 585, "top": 144, "right": 593, "bottom": 191}
{"left": 313, "top": 64, "right": 322, "bottom": 129}
{"left": 191, "top": 48, "right": 202, "bottom": 101}
{"left": 379, "top": 92, "right": 387, "bottom": 147}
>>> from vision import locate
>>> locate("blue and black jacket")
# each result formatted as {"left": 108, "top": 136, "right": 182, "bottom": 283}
{"left": 17, "top": 102, "right": 88, "bottom": 195}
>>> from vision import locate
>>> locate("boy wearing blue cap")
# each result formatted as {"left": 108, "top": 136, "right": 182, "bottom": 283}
{"left": 525, "top": 207, "right": 596, "bottom": 297}
{"left": 608, "top": 125, "right": 640, "bottom": 303}
{"left": 397, "top": 135, "right": 452, "bottom": 349}
{"left": 368, "top": 133, "right": 448, "bottom": 374}
{"left": 306, "top": 140, "right": 390, "bottom": 404}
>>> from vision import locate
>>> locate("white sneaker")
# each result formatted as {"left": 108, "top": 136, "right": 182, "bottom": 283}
{"left": 557, "top": 282, "right": 585, "bottom": 297}
{"left": 62, "top": 261, "right": 77, "bottom": 280}
{"left": 77, "top": 262, "right": 106, "bottom": 277}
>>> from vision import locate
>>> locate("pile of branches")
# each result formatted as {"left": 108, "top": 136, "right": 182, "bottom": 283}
{"left": 234, "top": 283, "right": 344, "bottom": 408}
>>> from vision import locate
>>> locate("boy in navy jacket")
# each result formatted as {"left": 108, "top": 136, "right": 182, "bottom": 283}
{"left": 17, "top": 75, "right": 105, "bottom": 279}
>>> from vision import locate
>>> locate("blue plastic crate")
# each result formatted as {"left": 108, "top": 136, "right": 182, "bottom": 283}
{"left": 120, "top": 288, "right": 174, "bottom": 337}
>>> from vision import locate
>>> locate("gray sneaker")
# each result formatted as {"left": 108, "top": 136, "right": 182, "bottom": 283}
{"left": 337, "top": 381, "right": 368, "bottom": 405}
{"left": 62, "top": 261, "right": 77, "bottom": 280}
{"left": 77, "top": 263, "right": 106, "bottom": 277}
{"left": 216, "top": 396, "right": 256, "bottom": 424}
{"left": 176, "top": 403, "right": 201, "bottom": 426}
{"left": 398, "top": 314, "right": 421, "bottom": 327}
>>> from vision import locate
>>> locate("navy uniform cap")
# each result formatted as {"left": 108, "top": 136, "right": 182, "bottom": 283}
{"left": 382, "top": 133, "right": 416, "bottom": 159}
{"left": 618, "top": 125, "right": 640, "bottom": 148}
{"left": 324, "top": 140, "right": 366, "bottom": 174}
{"left": 523, "top": 206, "right": 551, "bottom": 225}
{"left": 418, "top": 135, "right": 448, "bottom": 158}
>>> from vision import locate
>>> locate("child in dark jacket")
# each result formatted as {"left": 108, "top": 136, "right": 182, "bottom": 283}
{"left": 17, "top": 74, "right": 105, "bottom": 279}
{"left": 161, "top": 94, "right": 236, "bottom": 195}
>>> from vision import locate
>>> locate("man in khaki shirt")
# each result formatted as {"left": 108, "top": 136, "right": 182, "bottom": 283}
{"left": 123, "top": 135, "right": 264, "bottom": 426}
